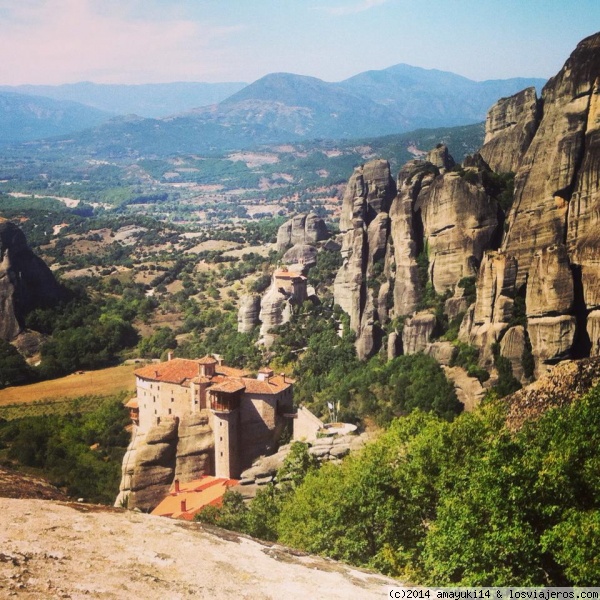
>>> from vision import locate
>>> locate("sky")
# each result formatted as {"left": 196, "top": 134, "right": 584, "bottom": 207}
{"left": 0, "top": 0, "right": 598, "bottom": 86}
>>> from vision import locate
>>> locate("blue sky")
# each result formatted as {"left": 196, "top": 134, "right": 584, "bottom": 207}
{"left": 0, "top": 0, "right": 598, "bottom": 85}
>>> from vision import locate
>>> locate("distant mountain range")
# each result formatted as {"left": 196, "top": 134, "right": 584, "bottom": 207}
{"left": 0, "top": 91, "right": 110, "bottom": 143}
{"left": 0, "top": 65, "right": 546, "bottom": 152}
{"left": 0, "top": 81, "right": 248, "bottom": 118}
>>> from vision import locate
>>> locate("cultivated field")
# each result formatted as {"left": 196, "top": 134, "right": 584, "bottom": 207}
{"left": 0, "top": 364, "right": 137, "bottom": 407}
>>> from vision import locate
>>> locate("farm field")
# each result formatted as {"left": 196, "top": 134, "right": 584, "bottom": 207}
{"left": 0, "top": 364, "right": 137, "bottom": 407}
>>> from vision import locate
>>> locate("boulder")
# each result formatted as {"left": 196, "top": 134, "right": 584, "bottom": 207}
{"left": 425, "top": 341, "right": 455, "bottom": 366}
{"left": 426, "top": 144, "right": 455, "bottom": 171}
{"left": 528, "top": 315, "right": 577, "bottom": 377}
{"left": 442, "top": 365, "right": 485, "bottom": 412}
{"left": 525, "top": 244, "right": 574, "bottom": 317}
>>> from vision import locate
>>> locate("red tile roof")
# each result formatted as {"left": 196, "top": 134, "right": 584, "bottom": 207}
{"left": 135, "top": 358, "right": 200, "bottom": 384}
{"left": 135, "top": 358, "right": 290, "bottom": 394}
{"left": 197, "top": 355, "right": 217, "bottom": 365}
{"left": 216, "top": 365, "right": 249, "bottom": 378}
{"left": 209, "top": 379, "right": 246, "bottom": 394}
{"left": 151, "top": 476, "right": 239, "bottom": 520}
{"left": 241, "top": 374, "right": 292, "bottom": 395}
{"left": 125, "top": 398, "right": 139, "bottom": 409}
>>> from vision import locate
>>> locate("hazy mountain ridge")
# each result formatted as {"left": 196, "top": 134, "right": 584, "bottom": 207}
{"left": 0, "top": 81, "right": 248, "bottom": 119}
{"left": 0, "top": 91, "right": 111, "bottom": 143}
{"left": 1, "top": 64, "right": 544, "bottom": 151}
{"left": 185, "top": 65, "right": 546, "bottom": 141}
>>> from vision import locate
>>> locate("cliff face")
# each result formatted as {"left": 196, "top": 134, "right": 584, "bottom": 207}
{"left": 0, "top": 220, "right": 62, "bottom": 341}
{"left": 115, "top": 413, "right": 214, "bottom": 511}
{"left": 334, "top": 32, "right": 600, "bottom": 389}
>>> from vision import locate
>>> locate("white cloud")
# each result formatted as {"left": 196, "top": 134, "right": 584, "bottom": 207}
{"left": 0, "top": 0, "right": 245, "bottom": 84}
{"left": 319, "top": 0, "right": 389, "bottom": 17}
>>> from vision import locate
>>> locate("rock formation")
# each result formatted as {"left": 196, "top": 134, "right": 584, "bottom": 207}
{"left": 237, "top": 293, "right": 261, "bottom": 333}
{"left": 0, "top": 220, "right": 62, "bottom": 341}
{"left": 276, "top": 213, "right": 329, "bottom": 253}
{"left": 116, "top": 413, "right": 214, "bottom": 511}
{"left": 334, "top": 159, "right": 396, "bottom": 358}
{"left": 258, "top": 278, "right": 293, "bottom": 347}
{"left": 0, "top": 498, "right": 402, "bottom": 599}
{"left": 479, "top": 87, "right": 540, "bottom": 174}
{"left": 332, "top": 32, "right": 600, "bottom": 402}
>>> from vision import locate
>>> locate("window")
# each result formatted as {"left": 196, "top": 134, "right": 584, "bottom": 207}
{"left": 168, "top": 409, "right": 172, "bottom": 415}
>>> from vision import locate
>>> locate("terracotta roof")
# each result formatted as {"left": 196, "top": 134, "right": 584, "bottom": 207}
{"left": 241, "top": 374, "right": 292, "bottom": 395}
{"left": 209, "top": 379, "right": 246, "bottom": 394}
{"left": 135, "top": 358, "right": 200, "bottom": 384}
{"left": 151, "top": 476, "right": 238, "bottom": 520}
{"left": 125, "top": 398, "right": 139, "bottom": 409}
{"left": 197, "top": 355, "right": 217, "bottom": 365}
{"left": 216, "top": 365, "right": 249, "bottom": 378}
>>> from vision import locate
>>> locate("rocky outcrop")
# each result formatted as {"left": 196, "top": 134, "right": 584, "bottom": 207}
{"left": 480, "top": 87, "right": 540, "bottom": 174}
{"left": 502, "top": 34, "right": 600, "bottom": 286}
{"left": 116, "top": 414, "right": 215, "bottom": 512}
{"left": 418, "top": 170, "right": 500, "bottom": 293}
{"left": 388, "top": 161, "right": 424, "bottom": 316}
{"left": 525, "top": 245, "right": 576, "bottom": 375}
{"left": 276, "top": 213, "right": 329, "bottom": 253}
{"left": 174, "top": 413, "right": 214, "bottom": 484}
{"left": 330, "top": 33, "right": 600, "bottom": 381}
{"left": 459, "top": 250, "right": 517, "bottom": 366}
{"left": 334, "top": 159, "right": 396, "bottom": 358}
{"left": 402, "top": 311, "right": 437, "bottom": 355}
{"left": 282, "top": 243, "right": 318, "bottom": 268}
{"left": 233, "top": 434, "right": 371, "bottom": 501}
{"left": 237, "top": 293, "right": 261, "bottom": 333}
{"left": 499, "top": 325, "right": 528, "bottom": 383}
{"left": 442, "top": 365, "right": 485, "bottom": 412}
{"left": 0, "top": 498, "right": 402, "bottom": 600}
{"left": 259, "top": 280, "right": 293, "bottom": 348}
{"left": 0, "top": 220, "right": 62, "bottom": 341}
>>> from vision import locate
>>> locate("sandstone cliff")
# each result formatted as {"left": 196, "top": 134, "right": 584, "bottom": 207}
{"left": 0, "top": 220, "right": 62, "bottom": 341}
{"left": 116, "top": 413, "right": 214, "bottom": 511}
{"left": 276, "top": 212, "right": 329, "bottom": 253}
{"left": 333, "top": 32, "right": 600, "bottom": 400}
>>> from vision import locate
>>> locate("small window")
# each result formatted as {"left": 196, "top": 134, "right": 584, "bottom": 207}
{"left": 171, "top": 398, "right": 174, "bottom": 403}
{"left": 220, "top": 452, "right": 223, "bottom": 457}
{"left": 168, "top": 409, "right": 172, "bottom": 415}
{"left": 220, "top": 436, "right": 222, "bottom": 442}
